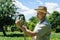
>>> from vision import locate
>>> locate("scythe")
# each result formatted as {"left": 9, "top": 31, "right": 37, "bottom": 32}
{"left": 16, "top": 14, "right": 26, "bottom": 40}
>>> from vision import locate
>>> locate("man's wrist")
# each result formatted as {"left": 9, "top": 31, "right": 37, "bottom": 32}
{"left": 24, "top": 28, "right": 28, "bottom": 33}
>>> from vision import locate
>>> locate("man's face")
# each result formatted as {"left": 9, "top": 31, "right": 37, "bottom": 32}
{"left": 37, "top": 9, "right": 46, "bottom": 20}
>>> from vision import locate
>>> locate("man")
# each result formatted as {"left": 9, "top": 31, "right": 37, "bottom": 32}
{"left": 15, "top": 6, "right": 51, "bottom": 40}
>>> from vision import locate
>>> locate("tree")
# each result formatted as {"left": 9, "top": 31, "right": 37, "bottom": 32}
{"left": 0, "top": 0, "right": 16, "bottom": 36}
{"left": 29, "top": 16, "right": 39, "bottom": 25}
{"left": 48, "top": 11, "right": 60, "bottom": 30}
{"left": 26, "top": 16, "right": 39, "bottom": 31}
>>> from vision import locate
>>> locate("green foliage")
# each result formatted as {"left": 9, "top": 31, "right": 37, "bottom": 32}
{"left": 26, "top": 16, "right": 39, "bottom": 31}
{"left": 26, "top": 22, "right": 35, "bottom": 31}
{"left": 48, "top": 11, "right": 60, "bottom": 29}
{"left": 0, "top": 0, "right": 16, "bottom": 26}
{"left": 29, "top": 16, "right": 39, "bottom": 24}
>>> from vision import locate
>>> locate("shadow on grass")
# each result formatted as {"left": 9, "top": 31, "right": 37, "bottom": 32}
{"left": 0, "top": 34, "right": 26, "bottom": 37}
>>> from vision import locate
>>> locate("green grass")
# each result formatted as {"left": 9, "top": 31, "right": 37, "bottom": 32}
{"left": 50, "top": 32, "right": 60, "bottom": 40}
{"left": 0, "top": 32, "right": 30, "bottom": 40}
{"left": 0, "top": 32, "right": 60, "bottom": 40}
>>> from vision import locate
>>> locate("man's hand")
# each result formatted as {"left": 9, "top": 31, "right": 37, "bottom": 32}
{"left": 15, "top": 20, "right": 21, "bottom": 28}
{"left": 21, "top": 25, "right": 27, "bottom": 32}
{"left": 15, "top": 20, "right": 27, "bottom": 31}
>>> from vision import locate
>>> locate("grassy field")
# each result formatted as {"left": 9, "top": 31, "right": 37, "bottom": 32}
{"left": 0, "top": 32, "right": 60, "bottom": 40}
{"left": 50, "top": 32, "right": 60, "bottom": 40}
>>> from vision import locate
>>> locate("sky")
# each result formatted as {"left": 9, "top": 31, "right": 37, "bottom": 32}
{"left": 13, "top": 0, "right": 60, "bottom": 21}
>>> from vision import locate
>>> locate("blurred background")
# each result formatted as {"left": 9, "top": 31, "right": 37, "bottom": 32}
{"left": 0, "top": 0, "right": 60, "bottom": 40}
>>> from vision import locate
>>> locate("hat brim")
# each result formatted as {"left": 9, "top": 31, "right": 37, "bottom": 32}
{"left": 35, "top": 9, "right": 49, "bottom": 14}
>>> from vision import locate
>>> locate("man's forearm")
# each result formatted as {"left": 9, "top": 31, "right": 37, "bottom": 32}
{"left": 19, "top": 25, "right": 37, "bottom": 37}
{"left": 24, "top": 29, "right": 37, "bottom": 37}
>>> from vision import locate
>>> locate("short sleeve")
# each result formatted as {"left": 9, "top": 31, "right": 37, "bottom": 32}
{"left": 34, "top": 24, "right": 50, "bottom": 37}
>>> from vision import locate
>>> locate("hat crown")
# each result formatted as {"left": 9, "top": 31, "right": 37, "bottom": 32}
{"left": 35, "top": 6, "right": 48, "bottom": 14}
{"left": 37, "top": 6, "right": 47, "bottom": 11}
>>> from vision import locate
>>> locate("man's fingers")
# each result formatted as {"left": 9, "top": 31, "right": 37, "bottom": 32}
{"left": 15, "top": 20, "right": 20, "bottom": 24}
{"left": 15, "top": 20, "right": 21, "bottom": 27}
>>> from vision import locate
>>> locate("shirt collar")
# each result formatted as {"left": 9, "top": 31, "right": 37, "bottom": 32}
{"left": 40, "top": 17, "right": 46, "bottom": 24}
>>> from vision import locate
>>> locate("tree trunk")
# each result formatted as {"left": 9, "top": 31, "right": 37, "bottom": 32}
{"left": 0, "top": 26, "right": 6, "bottom": 36}
{"left": 5, "top": 26, "right": 8, "bottom": 31}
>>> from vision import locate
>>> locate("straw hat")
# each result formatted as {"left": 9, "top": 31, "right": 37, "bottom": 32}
{"left": 35, "top": 6, "right": 48, "bottom": 14}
